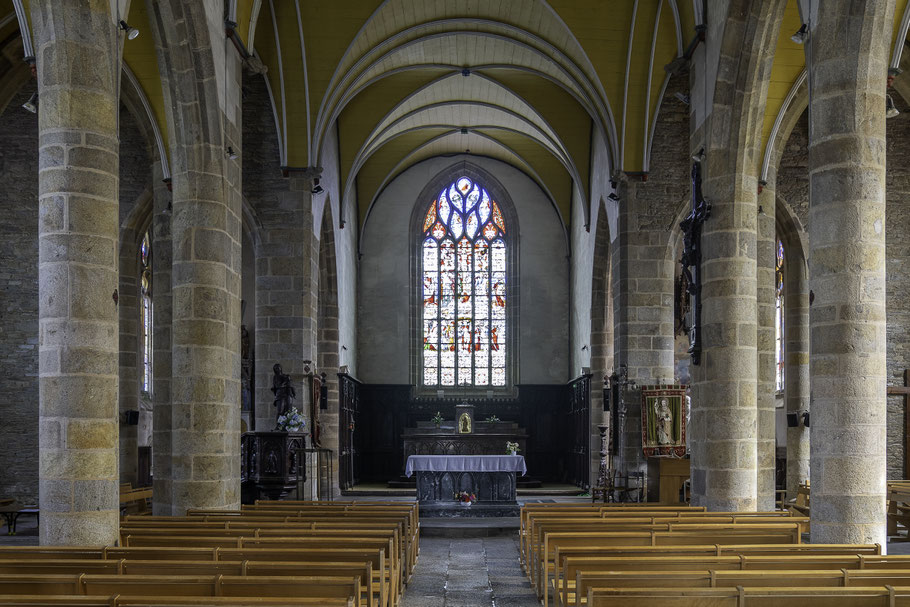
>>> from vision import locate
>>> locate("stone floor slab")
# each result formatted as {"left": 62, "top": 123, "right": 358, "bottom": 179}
{"left": 399, "top": 535, "right": 538, "bottom": 607}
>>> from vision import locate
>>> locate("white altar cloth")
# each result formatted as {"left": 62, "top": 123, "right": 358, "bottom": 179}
{"left": 405, "top": 454, "right": 527, "bottom": 477}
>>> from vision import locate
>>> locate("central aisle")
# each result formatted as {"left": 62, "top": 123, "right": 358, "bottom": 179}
{"left": 400, "top": 536, "right": 539, "bottom": 606}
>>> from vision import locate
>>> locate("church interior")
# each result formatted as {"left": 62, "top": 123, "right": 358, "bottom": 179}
{"left": 3, "top": 0, "right": 910, "bottom": 605}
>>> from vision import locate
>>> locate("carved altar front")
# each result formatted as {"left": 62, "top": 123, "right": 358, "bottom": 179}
{"left": 241, "top": 431, "right": 307, "bottom": 503}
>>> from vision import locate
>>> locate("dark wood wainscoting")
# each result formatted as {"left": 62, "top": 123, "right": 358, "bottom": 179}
{"left": 355, "top": 380, "right": 590, "bottom": 486}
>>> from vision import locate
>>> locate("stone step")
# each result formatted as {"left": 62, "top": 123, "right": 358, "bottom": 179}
{"left": 419, "top": 516, "right": 520, "bottom": 538}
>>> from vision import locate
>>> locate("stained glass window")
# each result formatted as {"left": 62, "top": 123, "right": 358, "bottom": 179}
{"left": 775, "top": 238, "right": 784, "bottom": 394}
{"left": 140, "top": 230, "right": 153, "bottom": 395}
{"left": 421, "top": 176, "right": 507, "bottom": 387}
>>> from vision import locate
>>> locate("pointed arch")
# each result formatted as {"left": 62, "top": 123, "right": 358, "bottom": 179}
{"left": 409, "top": 162, "right": 520, "bottom": 393}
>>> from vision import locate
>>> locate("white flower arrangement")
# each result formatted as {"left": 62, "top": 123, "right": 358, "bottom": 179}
{"left": 277, "top": 407, "right": 306, "bottom": 433}
{"left": 506, "top": 441, "right": 520, "bottom": 455}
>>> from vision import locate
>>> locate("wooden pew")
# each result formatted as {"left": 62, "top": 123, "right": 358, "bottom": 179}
{"left": 179, "top": 507, "right": 417, "bottom": 577}
{"left": 585, "top": 585, "right": 910, "bottom": 607}
{"left": 0, "top": 545, "right": 392, "bottom": 607}
{"left": 114, "top": 598, "right": 354, "bottom": 607}
{"left": 0, "top": 574, "right": 361, "bottom": 606}
{"left": 525, "top": 515, "right": 808, "bottom": 568}
{"left": 519, "top": 506, "right": 787, "bottom": 566}
{"left": 122, "top": 515, "right": 414, "bottom": 577}
{"left": 117, "top": 537, "right": 398, "bottom": 607}
{"left": 0, "top": 559, "right": 382, "bottom": 607}
{"left": 120, "top": 484, "right": 153, "bottom": 516}
{"left": 559, "top": 553, "right": 877, "bottom": 607}
{"left": 550, "top": 544, "right": 882, "bottom": 607}
{"left": 570, "top": 569, "right": 910, "bottom": 607}
{"left": 534, "top": 523, "right": 802, "bottom": 598}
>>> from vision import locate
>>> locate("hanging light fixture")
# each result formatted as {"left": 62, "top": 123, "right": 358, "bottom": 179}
{"left": 790, "top": 23, "right": 808, "bottom": 44}
{"left": 691, "top": 147, "right": 705, "bottom": 163}
{"left": 22, "top": 92, "right": 38, "bottom": 113}
{"left": 311, "top": 177, "right": 324, "bottom": 195}
{"left": 119, "top": 20, "right": 139, "bottom": 40}
{"left": 226, "top": 146, "right": 238, "bottom": 160}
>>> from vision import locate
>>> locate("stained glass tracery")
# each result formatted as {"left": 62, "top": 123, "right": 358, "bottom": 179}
{"left": 422, "top": 176, "right": 507, "bottom": 387}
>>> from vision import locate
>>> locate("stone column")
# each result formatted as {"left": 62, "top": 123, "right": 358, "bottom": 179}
{"left": 756, "top": 184, "right": 777, "bottom": 511}
{"left": 808, "top": 1, "right": 891, "bottom": 544}
{"left": 147, "top": 0, "right": 244, "bottom": 514}
{"left": 169, "top": 143, "right": 242, "bottom": 513}
{"left": 695, "top": 161, "right": 759, "bottom": 513}
{"left": 784, "top": 243, "right": 809, "bottom": 500}
{"left": 151, "top": 170, "right": 173, "bottom": 515}
{"left": 32, "top": 1, "right": 120, "bottom": 545}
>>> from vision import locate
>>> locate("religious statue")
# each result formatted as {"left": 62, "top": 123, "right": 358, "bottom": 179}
{"left": 654, "top": 398, "right": 674, "bottom": 445}
{"left": 640, "top": 385, "right": 687, "bottom": 457}
{"left": 271, "top": 364, "right": 296, "bottom": 427}
{"left": 241, "top": 325, "right": 251, "bottom": 360}
{"left": 458, "top": 412, "right": 472, "bottom": 434}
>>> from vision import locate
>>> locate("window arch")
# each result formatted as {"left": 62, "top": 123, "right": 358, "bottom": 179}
{"left": 140, "top": 230, "right": 153, "bottom": 395}
{"left": 420, "top": 175, "right": 509, "bottom": 387}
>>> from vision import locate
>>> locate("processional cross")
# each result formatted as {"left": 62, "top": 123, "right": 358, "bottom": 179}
{"left": 679, "top": 159, "right": 711, "bottom": 365}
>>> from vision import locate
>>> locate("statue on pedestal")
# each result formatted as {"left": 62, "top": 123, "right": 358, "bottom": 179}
{"left": 655, "top": 398, "right": 674, "bottom": 445}
{"left": 271, "top": 364, "right": 296, "bottom": 428}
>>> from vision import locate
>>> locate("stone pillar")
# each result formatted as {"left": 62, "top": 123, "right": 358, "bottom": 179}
{"left": 169, "top": 144, "right": 242, "bottom": 513}
{"left": 612, "top": 178, "right": 675, "bottom": 479}
{"left": 784, "top": 242, "right": 809, "bottom": 500}
{"left": 151, "top": 169, "right": 173, "bottom": 515}
{"left": 32, "top": 1, "right": 120, "bottom": 545}
{"left": 756, "top": 184, "right": 777, "bottom": 511}
{"left": 695, "top": 161, "right": 759, "bottom": 513}
{"left": 808, "top": 1, "right": 891, "bottom": 544}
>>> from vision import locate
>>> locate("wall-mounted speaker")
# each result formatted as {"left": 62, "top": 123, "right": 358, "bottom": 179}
{"left": 786, "top": 412, "right": 799, "bottom": 427}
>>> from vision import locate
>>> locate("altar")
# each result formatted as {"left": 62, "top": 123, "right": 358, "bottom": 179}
{"left": 405, "top": 454, "right": 526, "bottom": 516}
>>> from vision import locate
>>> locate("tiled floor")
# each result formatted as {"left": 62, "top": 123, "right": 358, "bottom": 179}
{"left": 400, "top": 535, "right": 539, "bottom": 607}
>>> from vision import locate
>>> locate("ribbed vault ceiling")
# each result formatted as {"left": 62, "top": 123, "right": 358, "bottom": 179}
{"left": 6, "top": 0, "right": 910, "bottom": 231}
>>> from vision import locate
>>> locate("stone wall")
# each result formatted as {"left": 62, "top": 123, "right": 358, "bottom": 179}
{"left": 777, "top": 107, "right": 910, "bottom": 480}
{"left": 612, "top": 75, "right": 690, "bottom": 479}
{"left": 0, "top": 90, "right": 151, "bottom": 501}
{"left": 0, "top": 87, "right": 39, "bottom": 504}
{"left": 777, "top": 113, "right": 809, "bottom": 227}
{"left": 568, "top": 130, "right": 617, "bottom": 486}
{"left": 358, "top": 155, "right": 569, "bottom": 386}
{"left": 116, "top": 104, "right": 152, "bottom": 485}
{"left": 241, "top": 72, "right": 310, "bottom": 433}
{"left": 885, "top": 95, "right": 910, "bottom": 480}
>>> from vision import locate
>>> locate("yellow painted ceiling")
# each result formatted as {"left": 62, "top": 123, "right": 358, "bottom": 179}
{"left": 7, "top": 1, "right": 910, "bottom": 230}
{"left": 759, "top": 0, "right": 910, "bottom": 180}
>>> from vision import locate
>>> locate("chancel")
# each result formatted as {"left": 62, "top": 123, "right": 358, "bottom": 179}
{"left": 2, "top": 1, "right": 910, "bottom": 606}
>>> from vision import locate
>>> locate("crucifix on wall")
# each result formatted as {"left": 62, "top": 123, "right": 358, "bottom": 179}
{"left": 679, "top": 157, "right": 711, "bottom": 365}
